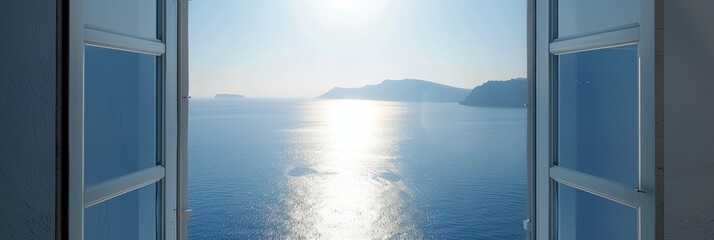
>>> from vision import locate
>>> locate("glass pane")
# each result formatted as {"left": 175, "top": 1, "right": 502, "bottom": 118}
{"left": 557, "top": 184, "right": 637, "bottom": 240}
{"left": 557, "top": 0, "right": 639, "bottom": 38}
{"left": 85, "top": 46, "right": 158, "bottom": 185}
{"left": 557, "top": 45, "right": 638, "bottom": 186}
{"left": 85, "top": 183, "right": 159, "bottom": 240}
{"left": 84, "top": 0, "right": 159, "bottom": 39}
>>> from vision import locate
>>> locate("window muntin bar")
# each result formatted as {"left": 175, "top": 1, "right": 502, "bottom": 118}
{"left": 84, "top": 166, "right": 165, "bottom": 208}
{"left": 84, "top": 46, "right": 159, "bottom": 186}
{"left": 556, "top": 44, "right": 639, "bottom": 187}
{"left": 550, "top": 166, "right": 643, "bottom": 208}
{"left": 85, "top": 27, "right": 166, "bottom": 56}
{"left": 556, "top": 0, "right": 639, "bottom": 38}
{"left": 550, "top": 24, "right": 639, "bottom": 55}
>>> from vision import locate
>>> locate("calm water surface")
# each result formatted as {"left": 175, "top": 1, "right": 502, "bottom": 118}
{"left": 188, "top": 99, "right": 526, "bottom": 239}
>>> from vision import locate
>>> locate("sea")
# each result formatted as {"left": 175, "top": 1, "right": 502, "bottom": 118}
{"left": 188, "top": 98, "right": 526, "bottom": 239}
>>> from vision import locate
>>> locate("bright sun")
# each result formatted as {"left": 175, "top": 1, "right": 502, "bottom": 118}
{"left": 328, "top": 0, "right": 362, "bottom": 10}
{"left": 300, "top": 0, "right": 394, "bottom": 33}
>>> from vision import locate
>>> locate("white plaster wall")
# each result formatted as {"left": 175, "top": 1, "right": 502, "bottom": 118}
{"left": 0, "top": 0, "right": 57, "bottom": 239}
{"left": 664, "top": 0, "right": 714, "bottom": 238}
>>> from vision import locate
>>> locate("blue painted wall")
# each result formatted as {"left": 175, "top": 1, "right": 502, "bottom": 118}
{"left": 0, "top": 0, "right": 57, "bottom": 239}
{"left": 664, "top": 0, "right": 714, "bottom": 238}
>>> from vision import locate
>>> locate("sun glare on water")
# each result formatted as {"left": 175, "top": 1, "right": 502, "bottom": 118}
{"left": 329, "top": 100, "right": 376, "bottom": 162}
{"left": 277, "top": 100, "right": 420, "bottom": 239}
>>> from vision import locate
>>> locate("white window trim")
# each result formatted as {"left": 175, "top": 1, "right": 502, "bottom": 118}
{"left": 67, "top": 0, "right": 85, "bottom": 238}
{"left": 68, "top": 0, "right": 183, "bottom": 239}
{"left": 533, "top": 0, "right": 655, "bottom": 239}
{"left": 164, "top": 0, "right": 180, "bottom": 238}
{"left": 177, "top": 0, "right": 191, "bottom": 238}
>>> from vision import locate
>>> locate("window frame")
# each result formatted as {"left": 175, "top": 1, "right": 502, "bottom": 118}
{"left": 68, "top": 0, "right": 184, "bottom": 239}
{"left": 532, "top": 0, "right": 655, "bottom": 239}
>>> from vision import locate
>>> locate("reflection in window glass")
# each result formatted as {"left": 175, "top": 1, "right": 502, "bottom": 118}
{"left": 557, "top": 0, "right": 639, "bottom": 38}
{"left": 85, "top": 183, "right": 159, "bottom": 240}
{"left": 557, "top": 184, "right": 637, "bottom": 240}
{"left": 84, "top": 46, "right": 158, "bottom": 185}
{"left": 84, "top": 0, "right": 159, "bottom": 39}
{"left": 557, "top": 45, "right": 638, "bottom": 187}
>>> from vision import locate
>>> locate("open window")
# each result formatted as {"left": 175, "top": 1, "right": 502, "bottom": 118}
{"left": 67, "top": 0, "right": 188, "bottom": 239}
{"left": 532, "top": 0, "right": 655, "bottom": 239}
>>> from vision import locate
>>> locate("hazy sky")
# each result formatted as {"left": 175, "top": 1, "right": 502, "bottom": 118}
{"left": 189, "top": 0, "right": 526, "bottom": 98}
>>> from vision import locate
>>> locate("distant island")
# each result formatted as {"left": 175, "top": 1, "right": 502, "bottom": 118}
{"left": 459, "top": 78, "right": 526, "bottom": 108}
{"left": 317, "top": 79, "right": 471, "bottom": 102}
{"left": 215, "top": 94, "right": 245, "bottom": 99}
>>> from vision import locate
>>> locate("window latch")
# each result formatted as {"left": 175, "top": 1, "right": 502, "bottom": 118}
{"left": 184, "top": 209, "right": 193, "bottom": 220}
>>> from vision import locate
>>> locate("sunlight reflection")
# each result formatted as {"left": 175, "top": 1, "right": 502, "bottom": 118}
{"left": 277, "top": 100, "right": 420, "bottom": 239}
{"left": 329, "top": 100, "right": 377, "bottom": 163}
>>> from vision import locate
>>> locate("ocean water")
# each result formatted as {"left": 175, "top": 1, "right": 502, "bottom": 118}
{"left": 188, "top": 98, "right": 526, "bottom": 239}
